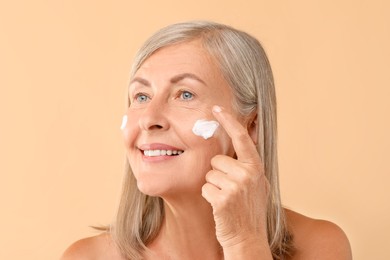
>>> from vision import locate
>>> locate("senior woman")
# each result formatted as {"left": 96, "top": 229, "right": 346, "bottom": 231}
{"left": 62, "top": 21, "right": 352, "bottom": 259}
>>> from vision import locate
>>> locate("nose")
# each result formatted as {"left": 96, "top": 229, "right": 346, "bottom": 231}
{"left": 138, "top": 99, "right": 170, "bottom": 132}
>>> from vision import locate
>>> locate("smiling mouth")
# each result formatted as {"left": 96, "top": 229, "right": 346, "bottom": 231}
{"left": 142, "top": 149, "right": 184, "bottom": 157}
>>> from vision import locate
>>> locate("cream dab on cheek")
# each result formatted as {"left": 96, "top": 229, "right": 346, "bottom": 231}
{"left": 192, "top": 119, "right": 219, "bottom": 140}
{"left": 120, "top": 115, "right": 128, "bottom": 130}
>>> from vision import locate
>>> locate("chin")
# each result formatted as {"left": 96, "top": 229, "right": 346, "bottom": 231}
{"left": 135, "top": 175, "right": 203, "bottom": 198}
{"left": 136, "top": 178, "right": 165, "bottom": 197}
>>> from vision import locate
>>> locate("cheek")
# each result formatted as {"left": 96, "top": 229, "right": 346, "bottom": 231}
{"left": 184, "top": 125, "right": 234, "bottom": 160}
{"left": 175, "top": 115, "right": 234, "bottom": 156}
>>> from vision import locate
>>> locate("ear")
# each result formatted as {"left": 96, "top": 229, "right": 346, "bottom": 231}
{"left": 247, "top": 112, "right": 258, "bottom": 145}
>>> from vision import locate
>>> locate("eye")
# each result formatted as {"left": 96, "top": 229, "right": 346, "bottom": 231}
{"left": 134, "top": 93, "right": 150, "bottom": 103}
{"left": 179, "top": 91, "right": 194, "bottom": 100}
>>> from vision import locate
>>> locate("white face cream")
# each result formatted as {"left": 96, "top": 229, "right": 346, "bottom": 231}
{"left": 192, "top": 119, "right": 219, "bottom": 140}
{"left": 120, "top": 115, "right": 128, "bottom": 130}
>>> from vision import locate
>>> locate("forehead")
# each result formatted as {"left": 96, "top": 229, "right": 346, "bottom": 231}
{"left": 135, "top": 40, "right": 222, "bottom": 80}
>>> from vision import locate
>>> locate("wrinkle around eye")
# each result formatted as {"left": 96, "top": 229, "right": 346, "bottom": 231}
{"left": 169, "top": 103, "right": 210, "bottom": 115}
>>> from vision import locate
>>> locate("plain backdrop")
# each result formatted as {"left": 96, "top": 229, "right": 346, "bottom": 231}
{"left": 1, "top": 0, "right": 389, "bottom": 259}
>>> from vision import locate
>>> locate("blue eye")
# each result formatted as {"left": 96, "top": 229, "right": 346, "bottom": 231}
{"left": 135, "top": 93, "right": 149, "bottom": 103}
{"left": 180, "top": 91, "right": 193, "bottom": 100}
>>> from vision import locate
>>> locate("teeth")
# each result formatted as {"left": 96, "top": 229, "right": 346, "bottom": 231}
{"left": 143, "top": 149, "right": 184, "bottom": 157}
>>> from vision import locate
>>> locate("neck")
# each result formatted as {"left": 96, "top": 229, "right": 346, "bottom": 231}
{"left": 147, "top": 193, "right": 222, "bottom": 260}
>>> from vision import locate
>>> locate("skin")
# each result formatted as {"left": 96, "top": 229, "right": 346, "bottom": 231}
{"left": 61, "top": 41, "right": 352, "bottom": 260}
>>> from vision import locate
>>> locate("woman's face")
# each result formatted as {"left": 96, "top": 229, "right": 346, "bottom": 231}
{"left": 123, "top": 40, "right": 240, "bottom": 197}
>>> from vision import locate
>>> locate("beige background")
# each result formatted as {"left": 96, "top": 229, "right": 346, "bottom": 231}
{"left": 1, "top": 0, "right": 389, "bottom": 259}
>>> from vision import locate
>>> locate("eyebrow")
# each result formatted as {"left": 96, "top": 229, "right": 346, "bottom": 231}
{"left": 170, "top": 73, "right": 207, "bottom": 86}
{"left": 130, "top": 77, "right": 150, "bottom": 87}
{"left": 129, "top": 73, "right": 207, "bottom": 87}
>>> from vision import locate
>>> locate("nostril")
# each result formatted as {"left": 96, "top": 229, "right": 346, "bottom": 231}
{"left": 138, "top": 108, "right": 169, "bottom": 131}
{"left": 148, "top": 124, "right": 163, "bottom": 130}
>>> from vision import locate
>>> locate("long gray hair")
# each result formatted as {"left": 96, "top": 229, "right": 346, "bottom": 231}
{"left": 112, "top": 21, "right": 294, "bottom": 259}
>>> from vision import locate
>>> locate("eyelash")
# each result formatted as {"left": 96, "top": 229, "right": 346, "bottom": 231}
{"left": 133, "top": 92, "right": 150, "bottom": 103}
{"left": 131, "top": 90, "right": 195, "bottom": 104}
{"left": 177, "top": 90, "right": 195, "bottom": 101}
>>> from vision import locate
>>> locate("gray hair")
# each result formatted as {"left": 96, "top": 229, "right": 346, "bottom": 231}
{"left": 113, "top": 21, "right": 294, "bottom": 259}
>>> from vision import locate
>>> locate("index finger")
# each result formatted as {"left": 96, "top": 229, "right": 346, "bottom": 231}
{"left": 212, "top": 105, "right": 261, "bottom": 164}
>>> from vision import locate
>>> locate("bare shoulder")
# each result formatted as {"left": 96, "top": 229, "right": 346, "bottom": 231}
{"left": 285, "top": 209, "right": 352, "bottom": 260}
{"left": 60, "top": 232, "right": 125, "bottom": 260}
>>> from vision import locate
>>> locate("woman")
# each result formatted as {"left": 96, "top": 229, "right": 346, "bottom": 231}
{"left": 62, "top": 21, "right": 352, "bottom": 259}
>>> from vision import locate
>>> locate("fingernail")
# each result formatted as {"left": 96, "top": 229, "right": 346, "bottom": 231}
{"left": 213, "top": 105, "right": 222, "bottom": 113}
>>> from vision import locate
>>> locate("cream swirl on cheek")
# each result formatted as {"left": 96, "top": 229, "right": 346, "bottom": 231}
{"left": 120, "top": 115, "right": 128, "bottom": 130}
{"left": 192, "top": 119, "right": 219, "bottom": 140}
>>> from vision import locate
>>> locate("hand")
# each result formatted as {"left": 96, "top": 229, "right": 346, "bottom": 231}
{"left": 201, "top": 105, "right": 270, "bottom": 250}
